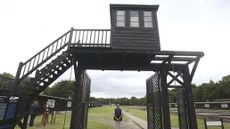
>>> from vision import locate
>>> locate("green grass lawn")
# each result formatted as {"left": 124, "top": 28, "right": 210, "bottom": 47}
{"left": 123, "top": 106, "right": 230, "bottom": 129}
{"left": 15, "top": 106, "right": 230, "bottom": 129}
{"left": 89, "top": 106, "right": 114, "bottom": 119}
{"left": 16, "top": 106, "right": 116, "bottom": 129}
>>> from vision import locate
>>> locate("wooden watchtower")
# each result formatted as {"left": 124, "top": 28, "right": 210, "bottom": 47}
{"left": 0, "top": 3, "right": 204, "bottom": 129}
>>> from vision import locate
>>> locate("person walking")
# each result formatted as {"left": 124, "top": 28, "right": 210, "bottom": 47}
{"left": 29, "top": 101, "right": 40, "bottom": 126}
{"left": 113, "top": 104, "right": 123, "bottom": 129}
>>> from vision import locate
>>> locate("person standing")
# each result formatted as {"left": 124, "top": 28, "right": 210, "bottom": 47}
{"left": 29, "top": 101, "right": 40, "bottom": 126}
{"left": 41, "top": 103, "right": 49, "bottom": 126}
{"left": 113, "top": 104, "right": 123, "bottom": 129}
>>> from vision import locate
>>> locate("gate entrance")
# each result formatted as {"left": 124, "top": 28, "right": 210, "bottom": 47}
{"left": 69, "top": 49, "right": 203, "bottom": 129}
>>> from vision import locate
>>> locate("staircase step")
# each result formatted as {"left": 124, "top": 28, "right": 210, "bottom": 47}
{"left": 36, "top": 55, "right": 71, "bottom": 79}
{"left": 38, "top": 52, "right": 71, "bottom": 75}
{"left": 22, "top": 51, "right": 73, "bottom": 94}
{"left": 36, "top": 63, "right": 72, "bottom": 90}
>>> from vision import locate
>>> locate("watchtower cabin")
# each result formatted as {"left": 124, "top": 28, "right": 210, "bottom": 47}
{"left": 110, "top": 4, "right": 160, "bottom": 51}
{"left": 69, "top": 4, "right": 161, "bottom": 69}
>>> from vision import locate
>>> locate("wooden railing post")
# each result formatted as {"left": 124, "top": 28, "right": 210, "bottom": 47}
{"left": 69, "top": 27, "right": 74, "bottom": 44}
{"left": 14, "top": 62, "right": 24, "bottom": 94}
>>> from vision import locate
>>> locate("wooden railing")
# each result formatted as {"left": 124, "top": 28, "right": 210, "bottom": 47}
{"left": 16, "top": 30, "right": 72, "bottom": 81}
{"left": 70, "top": 29, "right": 111, "bottom": 47}
{"left": 0, "top": 75, "right": 15, "bottom": 92}
{"left": 16, "top": 28, "right": 111, "bottom": 82}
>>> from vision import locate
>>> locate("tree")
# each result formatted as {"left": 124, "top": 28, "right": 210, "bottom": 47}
{"left": 218, "top": 75, "right": 230, "bottom": 99}
{"left": 0, "top": 72, "right": 14, "bottom": 90}
{"left": 193, "top": 86, "right": 204, "bottom": 101}
{"left": 192, "top": 76, "right": 230, "bottom": 101}
{"left": 168, "top": 89, "right": 177, "bottom": 103}
{"left": 130, "top": 96, "right": 138, "bottom": 105}
{"left": 44, "top": 80, "right": 75, "bottom": 98}
{"left": 1, "top": 72, "right": 14, "bottom": 79}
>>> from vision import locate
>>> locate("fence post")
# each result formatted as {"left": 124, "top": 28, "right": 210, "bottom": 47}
{"left": 221, "top": 118, "right": 224, "bottom": 129}
{"left": 204, "top": 118, "right": 208, "bottom": 129}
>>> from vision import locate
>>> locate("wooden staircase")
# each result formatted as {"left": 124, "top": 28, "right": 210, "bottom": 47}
{"left": 0, "top": 29, "right": 73, "bottom": 128}
{"left": 0, "top": 28, "right": 111, "bottom": 128}
{"left": 22, "top": 51, "right": 72, "bottom": 95}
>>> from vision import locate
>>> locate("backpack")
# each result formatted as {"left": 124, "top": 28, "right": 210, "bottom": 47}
{"left": 114, "top": 108, "right": 122, "bottom": 121}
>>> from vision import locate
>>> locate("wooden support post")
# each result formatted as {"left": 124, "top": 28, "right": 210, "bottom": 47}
{"left": 183, "top": 66, "right": 198, "bottom": 129}
{"left": 160, "top": 68, "right": 171, "bottom": 129}
{"left": 70, "top": 60, "right": 86, "bottom": 129}
{"left": 177, "top": 88, "right": 188, "bottom": 129}
{"left": 146, "top": 79, "right": 154, "bottom": 129}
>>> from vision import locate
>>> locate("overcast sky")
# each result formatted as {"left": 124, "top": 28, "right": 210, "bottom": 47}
{"left": 0, "top": 0, "right": 230, "bottom": 98}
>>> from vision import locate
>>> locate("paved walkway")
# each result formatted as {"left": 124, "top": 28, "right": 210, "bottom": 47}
{"left": 90, "top": 114, "right": 141, "bottom": 129}
{"left": 123, "top": 111, "right": 147, "bottom": 129}
{"left": 123, "top": 111, "right": 178, "bottom": 129}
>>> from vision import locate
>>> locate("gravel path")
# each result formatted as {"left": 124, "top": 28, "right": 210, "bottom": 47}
{"left": 89, "top": 114, "right": 143, "bottom": 129}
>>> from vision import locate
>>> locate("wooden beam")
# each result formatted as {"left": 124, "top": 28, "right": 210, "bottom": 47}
{"left": 80, "top": 61, "right": 187, "bottom": 72}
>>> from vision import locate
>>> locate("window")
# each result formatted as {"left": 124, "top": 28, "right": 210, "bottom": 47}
{"left": 144, "top": 11, "right": 153, "bottom": 28}
{"left": 204, "top": 104, "right": 210, "bottom": 108}
{"left": 116, "top": 11, "right": 125, "bottom": 27}
{"left": 130, "top": 11, "right": 139, "bottom": 27}
{"left": 221, "top": 104, "right": 228, "bottom": 108}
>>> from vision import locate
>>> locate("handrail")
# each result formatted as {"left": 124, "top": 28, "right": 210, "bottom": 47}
{"left": 17, "top": 28, "right": 112, "bottom": 82}
{"left": 70, "top": 29, "right": 111, "bottom": 47}
{"left": 17, "top": 29, "right": 72, "bottom": 81}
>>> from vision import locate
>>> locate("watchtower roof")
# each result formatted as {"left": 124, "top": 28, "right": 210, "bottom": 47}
{"left": 110, "top": 4, "right": 159, "bottom": 10}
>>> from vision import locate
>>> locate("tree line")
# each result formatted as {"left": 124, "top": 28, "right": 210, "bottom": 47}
{"left": 168, "top": 75, "right": 230, "bottom": 102}
{"left": 1, "top": 72, "right": 230, "bottom": 105}
{"left": 43, "top": 75, "right": 230, "bottom": 105}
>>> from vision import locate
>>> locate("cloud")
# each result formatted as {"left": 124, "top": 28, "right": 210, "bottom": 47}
{"left": 1, "top": 0, "right": 230, "bottom": 98}
{"left": 88, "top": 70, "right": 153, "bottom": 98}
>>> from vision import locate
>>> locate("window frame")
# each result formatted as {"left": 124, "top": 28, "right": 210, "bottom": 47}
{"left": 143, "top": 11, "right": 153, "bottom": 28}
{"left": 116, "top": 10, "right": 125, "bottom": 27}
{"left": 130, "top": 10, "right": 140, "bottom": 28}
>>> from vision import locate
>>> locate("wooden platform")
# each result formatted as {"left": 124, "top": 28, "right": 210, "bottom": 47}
{"left": 70, "top": 46, "right": 204, "bottom": 71}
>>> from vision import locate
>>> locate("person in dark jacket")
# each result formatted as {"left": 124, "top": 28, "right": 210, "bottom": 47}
{"left": 29, "top": 101, "right": 40, "bottom": 126}
{"left": 113, "top": 104, "right": 123, "bottom": 129}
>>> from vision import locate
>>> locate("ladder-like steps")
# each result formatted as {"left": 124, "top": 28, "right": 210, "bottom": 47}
{"left": 32, "top": 51, "right": 72, "bottom": 93}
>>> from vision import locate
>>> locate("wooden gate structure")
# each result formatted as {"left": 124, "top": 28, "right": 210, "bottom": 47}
{"left": 0, "top": 4, "right": 203, "bottom": 129}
